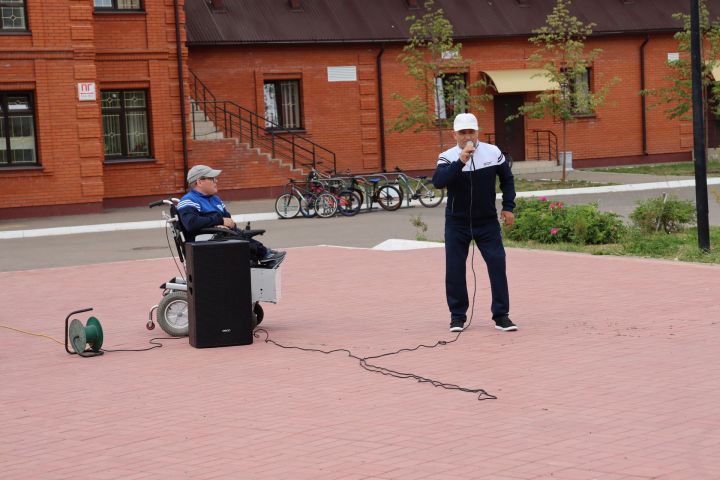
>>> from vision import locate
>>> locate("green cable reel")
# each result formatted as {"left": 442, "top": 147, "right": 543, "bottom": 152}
{"left": 65, "top": 308, "right": 104, "bottom": 357}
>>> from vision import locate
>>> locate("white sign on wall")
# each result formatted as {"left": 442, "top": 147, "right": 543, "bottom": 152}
{"left": 327, "top": 66, "right": 357, "bottom": 82}
{"left": 77, "top": 82, "right": 97, "bottom": 101}
{"left": 667, "top": 52, "right": 680, "bottom": 62}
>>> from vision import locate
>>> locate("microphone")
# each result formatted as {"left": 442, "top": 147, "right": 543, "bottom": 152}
{"left": 464, "top": 140, "right": 475, "bottom": 163}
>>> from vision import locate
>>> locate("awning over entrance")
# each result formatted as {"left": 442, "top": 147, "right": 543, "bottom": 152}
{"left": 482, "top": 69, "right": 559, "bottom": 94}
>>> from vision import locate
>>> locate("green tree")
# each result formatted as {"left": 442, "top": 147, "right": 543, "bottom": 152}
{"left": 642, "top": 0, "right": 720, "bottom": 120}
{"left": 509, "top": 0, "right": 617, "bottom": 180}
{"left": 391, "top": 0, "right": 490, "bottom": 151}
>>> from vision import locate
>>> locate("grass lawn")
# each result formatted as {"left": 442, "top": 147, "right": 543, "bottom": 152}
{"left": 588, "top": 161, "right": 720, "bottom": 176}
{"left": 497, "top": 178, "right": 613, "bottom": 193}
{"left": 503, "top": 227, "right": 720, "bottom": 264}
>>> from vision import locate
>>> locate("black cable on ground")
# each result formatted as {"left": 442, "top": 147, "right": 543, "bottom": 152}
{"left": 100, "top": 336, "right": 183, "bottom": 353}
{"left": 253, "top": 328, "right": 496, "bottom": 401}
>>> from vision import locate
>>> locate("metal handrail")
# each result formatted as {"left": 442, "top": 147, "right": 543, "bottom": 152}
{"left": 189, "top": 70, "right": 336, "bottom": 174}
{"left": 531, "top": 129, "right": 559, "bottom": 164}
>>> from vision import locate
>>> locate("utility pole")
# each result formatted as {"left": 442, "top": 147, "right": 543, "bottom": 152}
{"left": 690, "top": 0, "right": 710, "bottom": 251}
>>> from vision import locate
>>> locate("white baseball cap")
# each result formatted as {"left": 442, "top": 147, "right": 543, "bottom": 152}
{"left": 453, "top": 113, "right": 479, "bottom": 132}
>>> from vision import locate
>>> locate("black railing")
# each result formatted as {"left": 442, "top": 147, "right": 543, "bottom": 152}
{"left": 530, "top": 130, "right": 559, "bottom": 164}
{"left": 189, "top": 70, "right": 336, "bottom": 174}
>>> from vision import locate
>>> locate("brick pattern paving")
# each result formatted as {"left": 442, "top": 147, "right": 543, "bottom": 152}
{"left": 1, "top": 247, "right": 719, "bottom": 479}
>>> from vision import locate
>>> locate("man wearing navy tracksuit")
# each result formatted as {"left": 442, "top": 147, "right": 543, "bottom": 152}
{"left": 432, "top": 113, "right": 518, "bottom": 333}
{"left": 177, "top": 164, "right": 284, "bottom": 265}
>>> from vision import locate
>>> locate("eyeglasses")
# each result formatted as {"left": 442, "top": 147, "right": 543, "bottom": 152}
{"left": 199, "top": 177, "right": 217, "bottom": 182}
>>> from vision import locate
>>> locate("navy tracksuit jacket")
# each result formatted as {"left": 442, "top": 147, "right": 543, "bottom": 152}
{"left": 432, "top": 142, "right": 516, "bottom": 322}
{"left": 177, "top": 189, "right": 268, "bottom": 258}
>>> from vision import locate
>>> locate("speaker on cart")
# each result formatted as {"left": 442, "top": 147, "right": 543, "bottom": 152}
{"left": 186, "top": 240, "right": 253, "bottom": 348}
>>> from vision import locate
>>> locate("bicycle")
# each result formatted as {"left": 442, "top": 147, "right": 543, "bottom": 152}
{"left": 392, "top": 167, "right": 445, "bottom": 208}
{"left": 355, "top": 176, "right": 402, "bottom": 211}
{"left": 312, "top": 177, "right": 362, "bottom": 218}
{"left": 274, "top": 179, "right": 318, "bottom": 219}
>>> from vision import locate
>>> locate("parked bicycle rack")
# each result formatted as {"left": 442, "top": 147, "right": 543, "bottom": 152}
{"left": 273, "top": 168, "right": 445, "bottom": 219}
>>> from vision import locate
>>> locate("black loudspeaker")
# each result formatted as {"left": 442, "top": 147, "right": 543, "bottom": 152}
{"left": 186, "top": 240, "right": 253, "bottom": 348}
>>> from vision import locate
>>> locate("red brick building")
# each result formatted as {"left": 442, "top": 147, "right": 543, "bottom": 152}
{"left": 1, "top": 0, "right": 719, "bottom": 217}
{"left": 187, "top": 0, "right": 720, "bottom": 177}
{"left": 0, "top": 0, "right": 190, "bottom": 217}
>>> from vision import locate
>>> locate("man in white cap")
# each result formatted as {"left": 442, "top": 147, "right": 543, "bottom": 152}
{"left": 432, "top": 113, "right": 517, "bottom": 333}
{"left": 178, "top": 164, "right": 284, "bottom": 264}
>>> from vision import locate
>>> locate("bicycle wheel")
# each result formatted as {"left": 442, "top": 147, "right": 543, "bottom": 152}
{"left": 337, "top": 190, "right": 362, "bottom": 217}
{"left": 275, "top": 193, "right": 300, "bottom": 219}
{"left": 315, "top": 192, "right": 338, "bottom": 218}
{"left": 376, "top": 185, "right": 402, "bottom": 211}
{"left": 418, "top": 181, "right": 445, "bottom": 207}
{"left": 352, "top": 187, "right": 365, "bottom": 207}
{"left": 299, "top": 193, "right": 317, "bottom": 218}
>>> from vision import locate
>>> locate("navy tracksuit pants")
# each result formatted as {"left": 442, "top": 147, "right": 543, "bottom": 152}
{"left": 444, "top": 217, "right": 509, "bottom": 321}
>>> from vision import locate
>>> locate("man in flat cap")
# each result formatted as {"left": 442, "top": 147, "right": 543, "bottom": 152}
{"left": 178, "top": 164, "right": 284, "bottom": 265}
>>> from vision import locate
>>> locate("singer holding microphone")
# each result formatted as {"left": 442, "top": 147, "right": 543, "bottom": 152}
{"left": 432, "top": 113, "right": 518, "bottom": 333}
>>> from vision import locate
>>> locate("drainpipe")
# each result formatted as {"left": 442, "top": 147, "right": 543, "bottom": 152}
{"left": 376, "top": 45, "right": 387, "bottom": 172}
{"left": 174, "top": 0, "right": 190, "bottom": 189}
{"left": 640, "top": 34, "right": 649, "bottom": 155}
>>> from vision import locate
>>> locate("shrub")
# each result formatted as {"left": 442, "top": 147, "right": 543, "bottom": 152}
{"left": 629, "top": 195, "right": 696, "bottom": 234}
{"left": 505, "top": 197, "right": 624, "bottom": 245}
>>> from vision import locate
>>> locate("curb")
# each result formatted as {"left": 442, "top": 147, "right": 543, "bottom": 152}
{"left": 2, "top": 178, "right": 718, "bottom": 240}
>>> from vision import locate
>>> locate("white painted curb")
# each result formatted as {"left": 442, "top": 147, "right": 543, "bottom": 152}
{"left": 372, "top": 239, "right": 444, "bottom": 251}
{"left": 0, "top": 212, "right": 277, "bottom": 240}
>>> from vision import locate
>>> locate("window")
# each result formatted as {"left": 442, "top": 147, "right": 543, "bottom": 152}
{"left": 434, "top": 73, "right": 468, "bottom": 120}
{"left": 0, "top": 92, "right": 37, "bottom": 167}
{"left": 263, "top": 80, "right": 302, "bottom": 130}
{"left": 1, "top": 0, "right": 28, "bottom": 32}
{"left": 93, "top": 0, "right": 143, "bottom": 11}
{"left": 567, "top": 68, "right": 592, "bottom": 116}
{"left": 101, "top": 90, "right": 151, "bottom": 160}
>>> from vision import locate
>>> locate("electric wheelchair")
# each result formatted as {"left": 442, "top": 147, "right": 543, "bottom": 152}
{"left": 146, "top": 198, "right": 282, "bottom": 337}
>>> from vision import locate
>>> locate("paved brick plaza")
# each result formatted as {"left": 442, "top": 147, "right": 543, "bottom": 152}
{"left": 1, "top": 246, "right": 719, "bottom": 479}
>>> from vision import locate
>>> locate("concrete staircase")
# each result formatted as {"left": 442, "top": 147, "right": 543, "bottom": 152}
{"left": 188, "top": 100, "right": 306, "bottom": 192}
{"left": 190, "top": 101, "right": 224, "bottom": 140}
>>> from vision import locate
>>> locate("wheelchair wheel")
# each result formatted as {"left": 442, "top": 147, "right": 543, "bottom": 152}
{"left": 156, "top": 291, "right": 189, "bottom": 337}
{"left": 253, "top": 302, "right": 264, "bottom": 327}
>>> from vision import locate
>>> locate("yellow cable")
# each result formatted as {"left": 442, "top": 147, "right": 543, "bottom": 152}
{"left": 0, "top": 324, "right": 63, "bottom": 345}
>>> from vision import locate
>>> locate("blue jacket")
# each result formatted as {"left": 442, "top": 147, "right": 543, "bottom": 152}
{"left": 432, "top": 142, "right": 515, "bottom": 222}
{"left": 177, "top": 189, "right": 230, "bottom": 240}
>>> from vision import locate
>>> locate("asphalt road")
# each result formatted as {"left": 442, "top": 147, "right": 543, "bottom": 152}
{"left": 2, "top": 184, "right": 719, "bottom": 272}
